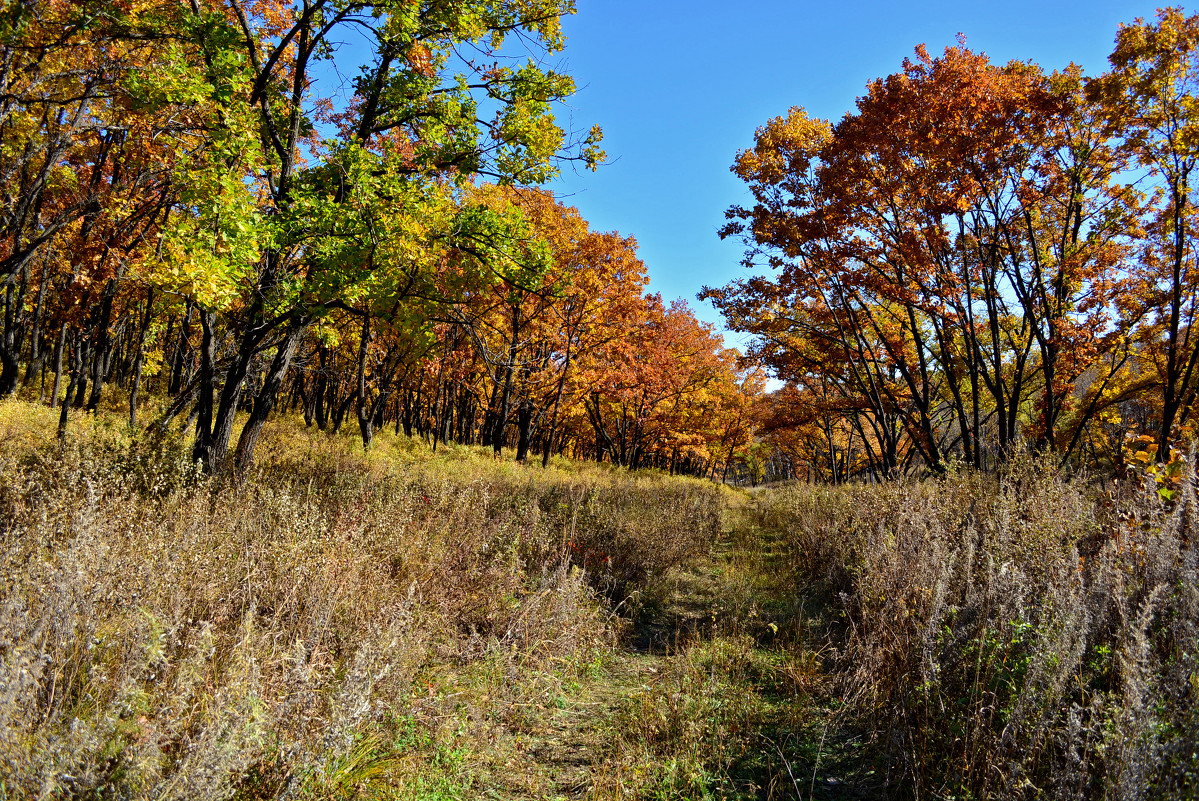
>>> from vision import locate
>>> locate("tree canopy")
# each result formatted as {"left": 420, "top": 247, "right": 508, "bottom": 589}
{"left": 706, "top": 10, "right": 1199, "bottom": 480}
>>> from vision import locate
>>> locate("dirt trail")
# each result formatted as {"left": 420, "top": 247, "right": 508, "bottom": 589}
{"left": 481, "top": 527, "right": 738, "bottom": 798}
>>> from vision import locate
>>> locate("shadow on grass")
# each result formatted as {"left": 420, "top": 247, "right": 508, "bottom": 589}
{"left": 607, "top": 512, "right": 888, "bottom": 800}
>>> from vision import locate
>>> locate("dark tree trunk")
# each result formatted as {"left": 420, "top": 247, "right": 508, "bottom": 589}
{"left": 234, "top": 320, "right": 307, "bottom": 471}
{"left": 22, "top": 262, "right": 49, "bottom": 387}
{"left": 439, "top": 385, "right": 453, "bottom": 446}
{"left": 72, "top": 350, "right": 89, "bottom": 408}
{"left": 1, "top": 270, "right": 26, "bottom": 397}
{"left": 191, "top": 309, "right": 217, "bottom": 467}
{"left": 0, "top": 344, "right": 17, "bottom": 397}
{"left": 332, "top": 390, "right": 356, "bottom": 434}
{"left": 208, "top": 335, "right": 254, "bottom": 467}
{"left": 169, "top": 299, "right": 193, "bottom": 396}
{"left": 400, "top": 388, "right": 414, "bottom": 437}
{"left": 58, "top": 333, "right": 84, "bottom": 440}
{"left": 355, "top": 314, "right": 374, "bottom": 449}
{"left": 314, "top": 345, "right": 328, "bottom": 430}
{"left": 128, "top": 288, "right": 154, "bottom": 428}
{"left": 541, "top": 341, "right": 572, "bottom": 468}
{"left": 0, "top": 272, "right": 18, "bottom": 396}
{"left": 85, "top": 267, "right": 124, "bottom": 412}
{"left": 412, "top": 383, "right": 423, "bottom": 437}
{"left": 50, "top": 323, "right": 66, "bottom": 408}
{"left": 515, "top": 398, "right": 535, "bottom": 463}
{"left": 492, "top": 364, "right": 514, "bottom": 455}
{"left": 301, "top": 373, "right": 315, "bottom": 426}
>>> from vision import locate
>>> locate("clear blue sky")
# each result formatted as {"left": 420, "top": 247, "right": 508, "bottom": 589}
{"left": 545, "top": 0, "right": 1170, "bottom": 346}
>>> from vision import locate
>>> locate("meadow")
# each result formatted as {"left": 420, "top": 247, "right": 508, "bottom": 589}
{"left": 1, "top": 399, "right": 1196, "bottom": 800}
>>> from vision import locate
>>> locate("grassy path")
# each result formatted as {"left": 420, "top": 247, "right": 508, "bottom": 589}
{"left": 471, "top": 499, "right": 879, "bottom": 801}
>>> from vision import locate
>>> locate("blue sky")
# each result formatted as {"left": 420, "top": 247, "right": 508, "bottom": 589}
{"left": 544, "top": 0, "right": 1170, "bottom": 347}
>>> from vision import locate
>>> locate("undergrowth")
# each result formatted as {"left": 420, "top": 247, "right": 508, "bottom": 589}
{"left": 4, "top": 397, "right": 1196, "bottom": 800}
{"left": 754, "top": 458, "right": 1199, "bottom": 800}
{"left": 0, "top": 399, "right": 725, "bottom": 799}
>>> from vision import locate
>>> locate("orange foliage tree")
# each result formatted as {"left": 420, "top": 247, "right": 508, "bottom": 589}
{"left": 1090, "top": 7, "right": 1199, "bottom": 458}
{"left": 708, "top": 42, "right": 1145, "bottom": 476}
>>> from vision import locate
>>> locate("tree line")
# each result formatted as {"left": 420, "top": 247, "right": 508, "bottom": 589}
{"left": 0, "top": 0, "right": 761, "bottom": 477}
{"left": 11, "top": 1, "right": 1189, "bottom": 485}
{"left": 706, "top": 9, "right": 1199, "bottom": 481}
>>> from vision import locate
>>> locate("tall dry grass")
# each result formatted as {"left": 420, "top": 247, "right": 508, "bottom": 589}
{"left": 0, "top": 401, "right": 725, "bottom": 799}
{"left": 756, "top": 457, "right": 1199, "bottom": 799}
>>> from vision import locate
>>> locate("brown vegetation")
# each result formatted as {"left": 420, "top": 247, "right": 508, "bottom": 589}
{"left": 3, "top": 398, "right": 1196, "bottom": 799}
{"left": 755, "top": 459, "right": 1199, "bottom": 798}
{"left": 0, "top": 399, "right": 724, "bottom": 798}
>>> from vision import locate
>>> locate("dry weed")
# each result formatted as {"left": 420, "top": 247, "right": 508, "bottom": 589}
{"left": 756, "top": 456, "right": 1199, "bottom": 799}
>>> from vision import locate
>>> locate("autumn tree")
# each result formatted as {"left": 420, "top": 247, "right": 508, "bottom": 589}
{"left": 1090, "top": 7, "right": 1199, "bottom": 457}
{"left": 136, "top": 0, "right": 602, "bottom": 470}
{"left": 578, "top": 295, "right": 749, "bottom": 470}
{"left": 452, "top": 186, "right": 649, "bottom": 461}
{"left": 710, "top": 43, "right": 1138, "bottom": 474}
{"left": 0, "top": 0, "right": 193, "bottom": 399}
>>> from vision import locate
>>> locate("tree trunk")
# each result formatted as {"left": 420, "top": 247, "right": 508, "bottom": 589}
{"left": 541, "top": 340, "right": 572, "bottom": 468}
{"left": 0, "top": 344, "right": 17, "bottom": 397}
{"left": 514, "top": 398, "right": 534, "bottom": 463}
{"left": 208, "top": 334, "right": 253, "bottom": 467}
{"left": 234, "top": 320, "right": 307, "bottom": 471}
{"left": 0, "top": 273, "right": 18, "bottom": 396}
{"left": 22, "top": 262, "right": 49, "bottom": 387}
{"left": 58, "top": 334, "right": 83, "bottom": 440}
{"left": 332, "top": 390, "right": 356, "bottom": 434}
{"left": 50, "top": 323, "right": 66, "bottom": 408}
{"left": 314, "top": 345, "right": 329, "bottom": 430}
{"left": 72, "top": 350, "right": 88, "bottom": 408}
{"left": 128, "top": 288, "right": 154, "bottom": 428}
{"left": 492, "top": 363, "right": 514, "bottom": 455}
{"left": 355, "top": 314, "right": 373, "bottom": 449}
{"left": 191, "top": 309, "right": 217, "bottom": 467}
{"left": 301, "top": 373, "right": 315, "bottom": 426}
{"left": 0, "top": 276, "right": 21, "bottom": 396}
{"left": 85, "top": 267, "right": 124, "bottom": 412}
{"left": 169, "top": 299, "right": 193, "bottom": 396}
{"left": 401, "top": 388, "right": 414, "bottom": 437}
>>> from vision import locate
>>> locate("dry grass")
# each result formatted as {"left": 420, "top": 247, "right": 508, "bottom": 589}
{"left": 589, "top": 635, "right": 776, "bottom": 800}
{"left": 755, "top": 456, "right": 1199, "bottom": 799}
{"left": 0, "top": 399, "right": 725, "bottom": 799}
{"left": 8, "top": 394, "right": 1192, "bottom": 800}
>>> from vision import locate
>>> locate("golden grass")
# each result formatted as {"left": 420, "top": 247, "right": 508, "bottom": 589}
{"left": 0, "top": 399, "right": 725, "bottom": 799}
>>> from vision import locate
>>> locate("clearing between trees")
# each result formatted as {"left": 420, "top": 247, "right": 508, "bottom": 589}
{"left": 2, "top": 399, "right": 1196, "bottom": 800}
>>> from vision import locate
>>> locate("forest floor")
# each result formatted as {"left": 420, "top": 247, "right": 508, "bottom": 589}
{"left": 7, "top": 400, "right": 1196, "bottom": 799}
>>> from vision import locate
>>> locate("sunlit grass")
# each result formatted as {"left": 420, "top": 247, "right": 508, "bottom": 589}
{"left": 0, "top": 398, "right": 724, "bottom": 799}
{"left": 4, "top": 397, "right": 1194, "bottom": 799}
